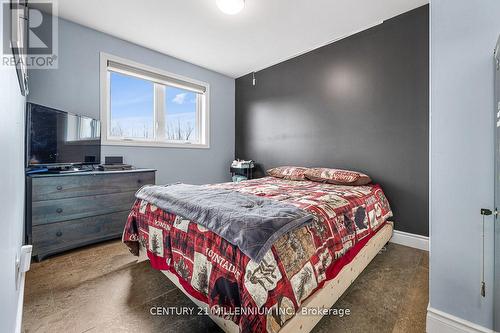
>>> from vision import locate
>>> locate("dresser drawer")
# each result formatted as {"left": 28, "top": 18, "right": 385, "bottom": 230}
{"left": 31, "top": 171, "right": 155, "bottom": 201}
{"left": 32, "top": 191, "right": 136, "bottom": 225}
{"left": 32, "top": 211, "right": 129, "bottom": 255}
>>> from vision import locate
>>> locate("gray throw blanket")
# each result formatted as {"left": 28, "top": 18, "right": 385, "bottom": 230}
{"left": 135, "top": 184, "right": 313, "bottom": 262}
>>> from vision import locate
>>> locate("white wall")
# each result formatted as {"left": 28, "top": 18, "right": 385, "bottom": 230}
{"left": 429, "top": 0, "right": 500, "bottom": 328}
{"left": 28, "top": 17, "right": 235, "bottom": 185}
{"left": 0, "top": 12, "right": 27, "bottom": 333}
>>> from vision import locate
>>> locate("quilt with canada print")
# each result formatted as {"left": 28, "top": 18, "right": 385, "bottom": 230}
{"left": 122, "top": 177, "right": 393, "bottom": 333}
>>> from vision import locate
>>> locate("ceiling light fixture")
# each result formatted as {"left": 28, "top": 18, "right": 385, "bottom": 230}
{"left": 216, "top": 0, "right": 245, "bottom": 15}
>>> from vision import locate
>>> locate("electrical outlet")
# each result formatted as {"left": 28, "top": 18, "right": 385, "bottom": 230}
{"left": 15, "top": 245, "right": 32, "bottom": 290}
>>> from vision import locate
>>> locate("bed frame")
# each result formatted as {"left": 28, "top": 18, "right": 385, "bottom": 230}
{"left": 138, "top": 222, "right": 393, "bottom": 333}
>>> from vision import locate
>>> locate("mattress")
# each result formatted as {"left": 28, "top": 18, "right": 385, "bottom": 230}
{"left": 123, "top": 177, "right": 393, "bottom": 333}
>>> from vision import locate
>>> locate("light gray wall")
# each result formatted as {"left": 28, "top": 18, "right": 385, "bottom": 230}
{"left": 28, "top": 17, "right": 235, "bottom": 185}
{"left": 0, "top": 6, "right": 27, "bottom": 330}
{"left": 430, "top": 0, "right": 500, "bottom": 328}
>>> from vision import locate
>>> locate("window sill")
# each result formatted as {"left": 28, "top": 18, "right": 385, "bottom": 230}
{"left": 101, "top": 139, "right": 210, "bottom": 149}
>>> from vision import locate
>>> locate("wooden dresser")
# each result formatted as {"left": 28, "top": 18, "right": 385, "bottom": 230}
{"left": 26, "top": 169, "right": 156, "bottom": 261}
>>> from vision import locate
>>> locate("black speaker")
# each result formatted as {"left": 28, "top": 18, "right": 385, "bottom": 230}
{"left": 104, "top": 156, "right": 123, "bottom": 165}
{"left": 84, "top": 155, "right": 97, "bottom": 163}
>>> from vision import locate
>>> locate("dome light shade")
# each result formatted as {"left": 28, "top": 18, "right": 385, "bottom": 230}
{"left": 216, "top": 0, "right": 245, "bottom": 15}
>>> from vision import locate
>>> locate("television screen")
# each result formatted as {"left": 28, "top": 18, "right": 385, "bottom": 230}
{"left": 27, "top": 103, "right": 101, "bottom": 166}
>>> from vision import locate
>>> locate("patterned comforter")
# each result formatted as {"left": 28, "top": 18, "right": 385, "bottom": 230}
{"left": 122, "top": 177, "right": 393, "bottom": 333}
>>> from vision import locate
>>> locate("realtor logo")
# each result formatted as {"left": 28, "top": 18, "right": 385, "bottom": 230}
{"left": 2, "top": 0, "right": 58, "bottom": 69}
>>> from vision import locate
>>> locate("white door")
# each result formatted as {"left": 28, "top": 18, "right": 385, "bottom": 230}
{"left": 494, "top": 34, "right": 500, "bottom": 333}
{"left": 0, "top": 8, "right": 28, "bottom": 331}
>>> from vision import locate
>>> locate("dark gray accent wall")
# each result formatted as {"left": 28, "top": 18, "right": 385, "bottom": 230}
{"left": 235, "top": 5, "right": 429, "bottom": 236}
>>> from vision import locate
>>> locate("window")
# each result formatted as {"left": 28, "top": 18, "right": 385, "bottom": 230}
{"left": 110, "top": 72, "right": 154, "bottom": 139}
{"left": 164, "top": 87, "right": 199, "bottom": 143}
{"left": 100, "top": 53, "right": 209, "bottom": 148}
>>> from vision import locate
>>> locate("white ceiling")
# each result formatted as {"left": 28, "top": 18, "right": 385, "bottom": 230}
{"left": 49, "top": 0, "right": 428, "bottom": 78}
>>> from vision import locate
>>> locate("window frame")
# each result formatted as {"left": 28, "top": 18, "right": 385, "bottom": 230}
{"left": 100, "top": 52, "right": 210, "bottom": 149}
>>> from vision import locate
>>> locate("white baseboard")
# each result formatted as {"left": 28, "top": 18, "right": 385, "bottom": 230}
{"left": 426, "top": 307, "right": 494, "bottom": 333}
{"left": 389, "top": 229, "right": 429, "bottom": 251}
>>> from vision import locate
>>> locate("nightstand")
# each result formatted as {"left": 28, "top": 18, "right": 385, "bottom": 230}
{"left": 230, "top": 161, "right": 255, "bottom": 182}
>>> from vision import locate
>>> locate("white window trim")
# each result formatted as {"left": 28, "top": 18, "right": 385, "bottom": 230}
{"left": 99, "top": 52, "right": 210, "bottom": 149}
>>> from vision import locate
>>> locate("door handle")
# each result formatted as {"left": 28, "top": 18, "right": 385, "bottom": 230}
{"left": 480, "top": 208, "right": 492, "bottom": 216}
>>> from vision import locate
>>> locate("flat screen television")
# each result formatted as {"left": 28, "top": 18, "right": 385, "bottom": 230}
{"left": 26, "top": 103, "right": 101, "bottom": 167}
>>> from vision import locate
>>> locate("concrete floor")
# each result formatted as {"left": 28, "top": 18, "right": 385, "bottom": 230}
{"left": 22, "top": 241, "right": 428, "bottom": 333}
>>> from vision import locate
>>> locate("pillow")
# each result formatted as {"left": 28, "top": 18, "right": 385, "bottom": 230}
{"left": 304, "top": 168, "right": 372, "bottom": 186}
{"left": 266, "top": 166, "right": 308, "bottom": 181}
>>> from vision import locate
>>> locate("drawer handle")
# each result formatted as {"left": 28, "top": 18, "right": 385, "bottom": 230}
{"left": 137, "top": 179, "right": 142, "bottom": 184}
{"left": 56, "top": 185, "right": 63, "bottom": 191}
{"left": 56, "top": 208, "right": 63, "bottom": 214}
{"left": 56, "top": 231, "right": 62, "bottom": 237}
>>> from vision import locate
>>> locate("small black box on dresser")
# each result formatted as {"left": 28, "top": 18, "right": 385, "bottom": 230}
{"left": 26, "top": 169, "right": 156, "bottom": 261}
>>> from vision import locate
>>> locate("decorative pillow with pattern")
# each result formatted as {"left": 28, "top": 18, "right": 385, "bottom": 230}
{"left": 304, "top": 168, "right": 372, "bottom": 186}
{"left": 266, "top": 166, "right": 308, "bottom": 181}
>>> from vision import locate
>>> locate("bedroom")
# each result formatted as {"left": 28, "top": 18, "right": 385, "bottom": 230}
{"left": 0, "top": 0, "right": 499, "bottom": 332}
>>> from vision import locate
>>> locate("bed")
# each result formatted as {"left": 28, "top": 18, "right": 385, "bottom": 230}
{"left": 123, "top": 176, "right": 393, "bottom": 333}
